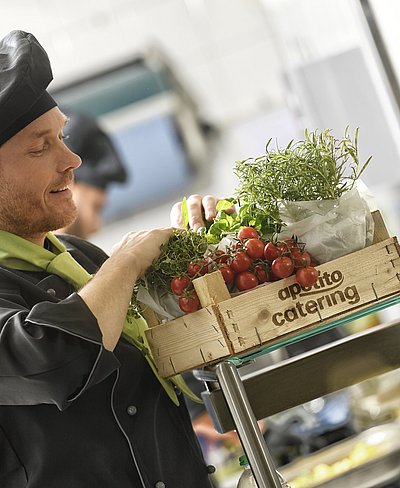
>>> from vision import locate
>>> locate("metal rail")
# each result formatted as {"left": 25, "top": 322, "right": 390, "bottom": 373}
{"left": 216, "top": 361, "right": 283, "bottom": 488}
{"left": 203, "top": 319, "right": 400, "bottom": 433}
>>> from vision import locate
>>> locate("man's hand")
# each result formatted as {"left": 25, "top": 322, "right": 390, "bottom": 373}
{"left": 170, "top": 194, "right": 235, "bottom": 231}
{"left": 192, "top": 411, "right": 267, "bottom": 445}
{"left": 111, "top": 227, "right": 173, "bottom": 277}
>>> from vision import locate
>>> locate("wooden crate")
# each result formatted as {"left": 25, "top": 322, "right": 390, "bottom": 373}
{"left": 144, "top": 212, "right": 400, "bottom": 378}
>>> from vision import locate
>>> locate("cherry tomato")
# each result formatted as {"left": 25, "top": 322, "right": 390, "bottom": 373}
{"left": 187, "top": 259, "right": 209, "bottom": 277}
{"left": 219, "top": 264, "right": 235, "bottom": 284}
{"left": 271, "top": 256, "right": 295, "bottom": 279}
{"left": 254, "top": 264, "right": 275, "bottom": 283}
{"left": 230, "top": 251, "right": 252, "bottom": 273}
{"left": 170, "top": 276, "right": 192, "bottom": 296}
{"left": 264, "top": 242, "right": 280, "bottom": 262}
{"left": 277, "top": 241, "right": 293, "bottom": 255}
{"left": 238, "top": 227, "right": 259, "bottom": 241}
{"left": 213, "top": 249, "right": 230, "bottom": 264}
{"left": 178, "top": 292, "right": 200, "bottom": 313}
{"left": 245, "top": 238, "right": 265, "bottom": 260}
{"left": 292, "top": 249, "right": 312, "bottom": 268}
{"left": 284, "top": 238, "right": 299, "bottom": 250}
{"left": 236, "top": 271, "right": 259, "bottom": 291}
{"left": 296, "top": 266, "right": 319, "bottom": 287}
{"left": 231, "top": 240, "right": 245, "bottom": 251}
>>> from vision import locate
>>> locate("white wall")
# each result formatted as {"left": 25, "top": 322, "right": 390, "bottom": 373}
{"left": 1, "top": 0, "right": 287, "bottom": 125}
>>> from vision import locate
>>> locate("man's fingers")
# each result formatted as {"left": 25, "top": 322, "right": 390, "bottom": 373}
{"left": 186, "top": 194, "right": 206, "bottom": 231}
{"left": 169, "top": 201, "right": 184, "bottom": 228}
{"left": 170, "top": 194, "right": 235, "bottom": 231}
{"left": 202, "top": 195, "right": 236, "bottom": 219}
{"left": 201, "top": 195, "right": 218, "bottom": 222}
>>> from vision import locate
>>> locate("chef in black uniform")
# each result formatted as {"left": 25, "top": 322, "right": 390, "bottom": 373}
{"left": 0, "top": 30, "right": 215, "bottom": 488}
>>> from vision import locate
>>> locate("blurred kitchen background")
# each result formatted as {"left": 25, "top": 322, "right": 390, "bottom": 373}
{"left": 2, "top": 1, "right": 400, "bottom": 487}
{"left": 2, "top": 0, "right": 399, "bottom": 252}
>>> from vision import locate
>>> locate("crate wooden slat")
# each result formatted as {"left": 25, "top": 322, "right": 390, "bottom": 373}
{"left": 146, "top": 305, "right": 232, "bottom": 377}
{"left": 145, "top": 212, "right": 400, "bottom": 378}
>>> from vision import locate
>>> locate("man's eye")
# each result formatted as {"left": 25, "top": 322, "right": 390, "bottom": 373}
{"left": 30, "top": 145, "right": 46, "bottom": 155}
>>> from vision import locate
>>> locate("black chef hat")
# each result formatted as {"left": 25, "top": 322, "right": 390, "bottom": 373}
{"left": 0, "top": 30, "right": 57, "bottom": 145}
{"left": 62, "top": 109, "right": 127, "bottom": 190}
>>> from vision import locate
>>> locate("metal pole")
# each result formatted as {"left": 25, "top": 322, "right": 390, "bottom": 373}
{"left": 216, "top": 361, "right": 282, "bottom": 488}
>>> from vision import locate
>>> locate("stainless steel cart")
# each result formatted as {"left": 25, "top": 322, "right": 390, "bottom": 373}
{"left": 198, "top": 297, "right": 400, "bottom": 488}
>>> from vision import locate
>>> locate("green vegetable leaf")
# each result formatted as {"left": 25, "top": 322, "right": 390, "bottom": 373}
{"left": 181, "top": 196, "right": 189, "bottom": 227}
{"left": 216, "top": 198, "right": 236, "bottom": 212}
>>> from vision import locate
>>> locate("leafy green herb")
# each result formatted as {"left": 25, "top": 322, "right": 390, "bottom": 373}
{"left": 207, "top": 202, "right": 279, "bottom": 241}
{"left": 145, "top": 229, "right": 208, "bottom": 291}
{"left": 233, "top": 127, "right": 370, "bottom": 234}
{"left": 235, "top": 127, "right": 370, "bottom": 205}
{"left": 216, "top": 198, "right": 236, "bottom": 212}
{"left": 130, "top": 229, "right": 208, "bottom": 316}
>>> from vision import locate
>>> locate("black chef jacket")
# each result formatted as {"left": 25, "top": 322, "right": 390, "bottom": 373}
{"left": 0, "top": 234, "right": 214, "bottom": 488}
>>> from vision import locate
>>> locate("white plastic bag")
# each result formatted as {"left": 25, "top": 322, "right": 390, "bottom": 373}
{"left": 277, "top": 186, "right": 374, "bottom": 264}
{"left": 137, "top": 284, "right": 183, "bottom": 322}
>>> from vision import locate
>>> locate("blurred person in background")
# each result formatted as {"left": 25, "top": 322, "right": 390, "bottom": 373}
{"left": 58, "top": 109, "right": 127, "bottom": 239}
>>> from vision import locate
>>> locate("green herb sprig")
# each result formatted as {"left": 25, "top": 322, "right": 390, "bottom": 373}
{"left": 144, "top": 228, "right": 209, "bottom": 292}
{"left": 206, "top": 198, "right": 279, "bottom": 241}
{"left": 129, "top": 228, "right": 208, "bottom": 316}
{"left": 235, "top": 127, "right": 370, "bottom": 205}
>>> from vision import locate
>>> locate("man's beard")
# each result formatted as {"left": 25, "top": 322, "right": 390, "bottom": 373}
{"left": 0, "top": 178, "right": 78, "bottom": 239}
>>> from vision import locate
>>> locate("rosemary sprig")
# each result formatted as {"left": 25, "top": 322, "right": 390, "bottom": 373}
{"left": 234, "top": 127, "right": 371, "bottom": 226}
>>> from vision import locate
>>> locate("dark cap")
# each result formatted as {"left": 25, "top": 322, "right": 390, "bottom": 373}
{"left": 0, "top": 30, "right": 57, "bottom": 145}
{"left": 63, "top": 109, "right": 127, "bottom": 190}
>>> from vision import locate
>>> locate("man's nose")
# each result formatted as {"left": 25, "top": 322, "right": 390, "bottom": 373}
{"left": 60, "top": 143, "right": 82, "bottom": 171}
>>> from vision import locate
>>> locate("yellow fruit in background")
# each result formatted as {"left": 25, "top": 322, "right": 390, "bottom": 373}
{"left": 288, "top": 438, "right": 383, "bottom": 487}
{"left": 331, "top": 458, "right": 352, "bottom": 475}
{"left": 349, "top": 442, "right": 369, "bottom": 465}
{"left": 312, "top": 463, "right": 331, "bottom": 481}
